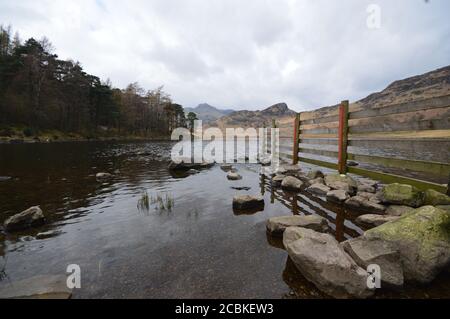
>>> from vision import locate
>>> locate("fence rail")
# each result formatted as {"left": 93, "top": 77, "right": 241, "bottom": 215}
{"left": 285, "top": 94, "right": 450, "bottom": 194}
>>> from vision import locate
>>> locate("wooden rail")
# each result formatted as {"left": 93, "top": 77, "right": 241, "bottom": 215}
{"left": 287, "top": 94, "right": 450, "bottom": 194}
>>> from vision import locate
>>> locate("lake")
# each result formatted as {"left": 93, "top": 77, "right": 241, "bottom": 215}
{"left": 0, "top": 141, "right": 449, "bottom": 298}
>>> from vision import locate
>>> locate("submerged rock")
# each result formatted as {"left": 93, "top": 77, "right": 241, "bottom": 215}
{"left": 326, "top": 190, "right": 350, "bottom": 203}
{"left": 355, "top": 214, "right": 400, "bottom": 228}
{"left": 306, "top": 183, "right": 331, "bottom": 196}
{"left": 168, "top": 160, "right": 214, "bottom": 171}
{"left": 281, "top": 176, "right": 303, "bottom": 191}
{"left": 365, "top": 206, "right": 450, "bottom": 284}
{"left": 4, "top": 206, "right": 45, "bottom": 232}
{"left": 0, "top": 275, "right": 72, "bottom": 299}
{"left": 342, "top": 237, "right": 404, "bottom": 288}
{"left": 232, "top": 195, "right": 264, "bottom": 211}
{"left": 283, "top": 227, "right": 373, "bottom": 299}
{"left": 266, "top": 215, "right": 329, "bottom": 236}
{"left": 381, "top": 183, "right": 424, "bottom": 208}
{"left": 423, "top": 189, "right": 450, "bottom": 206}
{"left": 96, "top": 172, "right": 113, "bottom": 181}
{"left": 227, "top": 172, "right": 242, "bottom": 181}
{"left": 220, "top": 164, "right": 234, "bottom": 172}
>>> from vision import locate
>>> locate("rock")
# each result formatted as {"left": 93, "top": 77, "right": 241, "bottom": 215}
{"left": 232, "top": 195, "right": 264, "bottom": 210}
{"left": 357, "top": 192, "right": 381, "bottom": 203}
{"left": 227, "top": 172, "right": 242, "bottom": 180}
{"left": 347, "top": 161, "right": 359, "bottom": 167}
{"left": 187, "top": 169, "right": 199, "bottom": 174}
{"left": 266, "top": 215, "right": 329, "bottom": 236}
{"left": 342, "top": 237, "right": 404, "bottom": 288}
{"left": 220, "top": 164, "right": 233, "bottom": 172}
{"left": 96, "top": 172, "right": 112, "bottom": 181}
{"left": 309, "top": 177, "right": 325, "bottom": 185}
{"left": 327, "top": 181, "right": 356, "bottom": 196}
{"left": 272, "top": 174, "right": 286, "bottom": 187}
{"left": 325, "top": 174, "right": 358, "bottom": 189}
{"left": 436, "top": 205, "right": 450, "bottom": 212}
{"left": 423, "top": 189, "right": 450, "bottom": 206}
{"left": 357, "top": 184, "right": 376, "bottom": 194}
{"left": 365, "top": 206, "right": 450, "bottom": 284}
{"left": 306, "top": 183, "right": 331, "bottom": 196}
{"left": 381, "top": 183, "right": 424, "bottom": 208}
{"left": 0, "top": 176, "right": 12, "bottom": 182}
{"left": 4, "top": 206, "right": 45, "bottom": 232}
{"left": 0, "top": 275, "right": 72, "bottom": 299}
{"left": 326, "top": 190, "right": 350, "bottom": 203}
{"left": 307, "top": 170, "right": 324, "bottom": 180}
{"left": 281, "top": 176, "right": 303, "bottom": 191}
{"left": 345, "top": 196, "right": 386, "bottom": 215}
{"left": 168, "top": 160, "right": 214, "bottom": 171}
{"left": 259, "top": 156, "right": 271, "bottom": 166}
{"left": 355, "top": 214, "right": 400, "bottom": 228}
{"left": 385, "top": 205, "right": 414, "bottom": 217}
{"left": 283, "top": 227, "right": 373, "bottom": 299}
{"left": 231, "top": 186, "right": 251, "bottom": 191}
{"left": 279, "top": 165, "right": 301, "bottom": 176}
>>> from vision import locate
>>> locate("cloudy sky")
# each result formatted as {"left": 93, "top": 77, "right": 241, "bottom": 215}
{"left": 1, "top": 0, "right": 449, "bottom": 111}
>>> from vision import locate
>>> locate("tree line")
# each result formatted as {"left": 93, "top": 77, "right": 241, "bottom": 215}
{"left": 0, "top": 25, "right": 197, "bottom": 139}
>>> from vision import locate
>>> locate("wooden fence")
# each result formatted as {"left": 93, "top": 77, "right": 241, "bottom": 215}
{"left": 280, "top": 95, "right": 450, "bottom": 194}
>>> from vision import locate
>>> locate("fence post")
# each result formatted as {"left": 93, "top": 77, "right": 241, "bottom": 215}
{"left": 292, "top": 113, "right": 300, "bottom": 165}
{"left": 338, "top": 100, "right": 349, "bottom": 174}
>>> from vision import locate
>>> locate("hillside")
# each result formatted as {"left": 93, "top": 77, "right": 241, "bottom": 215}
{"left": 212, "top": 103, "right": 296, "bottom": 130}
{"left": 184, "top": 103, "right": 234, "bottom": 123}
{"left": 306, "top": 65, "right": 450, "bottom": 118}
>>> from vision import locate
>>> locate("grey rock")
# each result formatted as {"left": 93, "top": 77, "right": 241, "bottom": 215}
{"left": 328, "top": 181, "right": 357, "bottom": 196}
{"left": 281, "top": 176, "right": 303, "bottom": 191}
{"left": 355, "top": 214, "right": 400, "bottom": 228}
{"left": 342, "top": 237, "right": 404, "bottom": 288}
{"left": 227, "top": 172, "right": 242, "bottom": 181}
{"left": 306, "top": 183, "right": 331, "bottom": 196}
{"left": 266, "top": 215, "right": 329, "bottom": 236}
{"left": 272, "top": 174, "right": 286, "bottom": 187}
{"left": 345, "top": 196, "right": 386, "bottom": 215}
{"left": 283, "top": 227, "right": 373, "bottom": 299}
{"left": 307, "top": 170, "right": 324, "bottom": 180}
{"left": 357, "top": 184, "right": 376, "bottom": 194}
{"left": 326, "top": 190, "right": 350, "bottom": 203}
{"left": 232, "top": 195, "right": 264, "bottom": 210}
{"left": 4, "top": 206, "right": 45, "bottom": 232}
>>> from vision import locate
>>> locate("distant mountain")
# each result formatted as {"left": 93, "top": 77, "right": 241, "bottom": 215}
{"left": 184, "top": 103, "right": 234, "bottom": 123}
{"left": 213, "top": 102, "right": 296, "bottom": 130}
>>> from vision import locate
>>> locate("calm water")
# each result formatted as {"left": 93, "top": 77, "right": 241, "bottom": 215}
{"left": 0, "top": 141, "right": 449, "bottom": 298}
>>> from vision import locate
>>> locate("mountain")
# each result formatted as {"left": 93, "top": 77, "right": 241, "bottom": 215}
{"left": 213, "top": 102, "right": 296, "bottom": 130}
{"left": 184, "top": 103, "right": 234, "bottom": 123}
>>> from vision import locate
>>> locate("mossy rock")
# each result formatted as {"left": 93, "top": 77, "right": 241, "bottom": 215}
{"left": 381, "top": 183, "right": 424, "bottom": 208}
{"left": 424, "top": 189, "right": 450, "bottom": 206}
{"left": 365, "top": 206, "right": 450, "bottom": 283}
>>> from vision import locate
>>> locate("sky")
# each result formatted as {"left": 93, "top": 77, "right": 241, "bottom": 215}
{"left": 1, "top": 0, "right": 449, "bottom": 111}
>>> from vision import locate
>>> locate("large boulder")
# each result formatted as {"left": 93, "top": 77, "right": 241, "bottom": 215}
{"left": 306, "top": 183, "right": 331, "bottom": 196}
{"left": 281, "top": 176, "right": 303, "bottom": 191}
{"left": 381, "top": 183, "right": 424, "bottom": 208}
{"left": 423, "top": 189, "right": 450, "bottom": 206}
{"left": 4, "top": 206, "right": 45, "bottom": 232}
{"left": 342, "top": 237, "right": 404, "bottom": 288}
{"left": 266, "top": 215, "right": 329, "bottom": 236}
{"left": 365, "top": 206, "right": 450, "bottom": 284}
{"left": 355, "top": 214, "right": 400, "bottom": 228}
{"left": 344, "top": 196, "right": 386, "bottom": 215}
{"left": 232, "top": 195, "right": 264, "bottom": 211}
{"left": 283, "top": 227, "right": 373, "bottom": 299}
